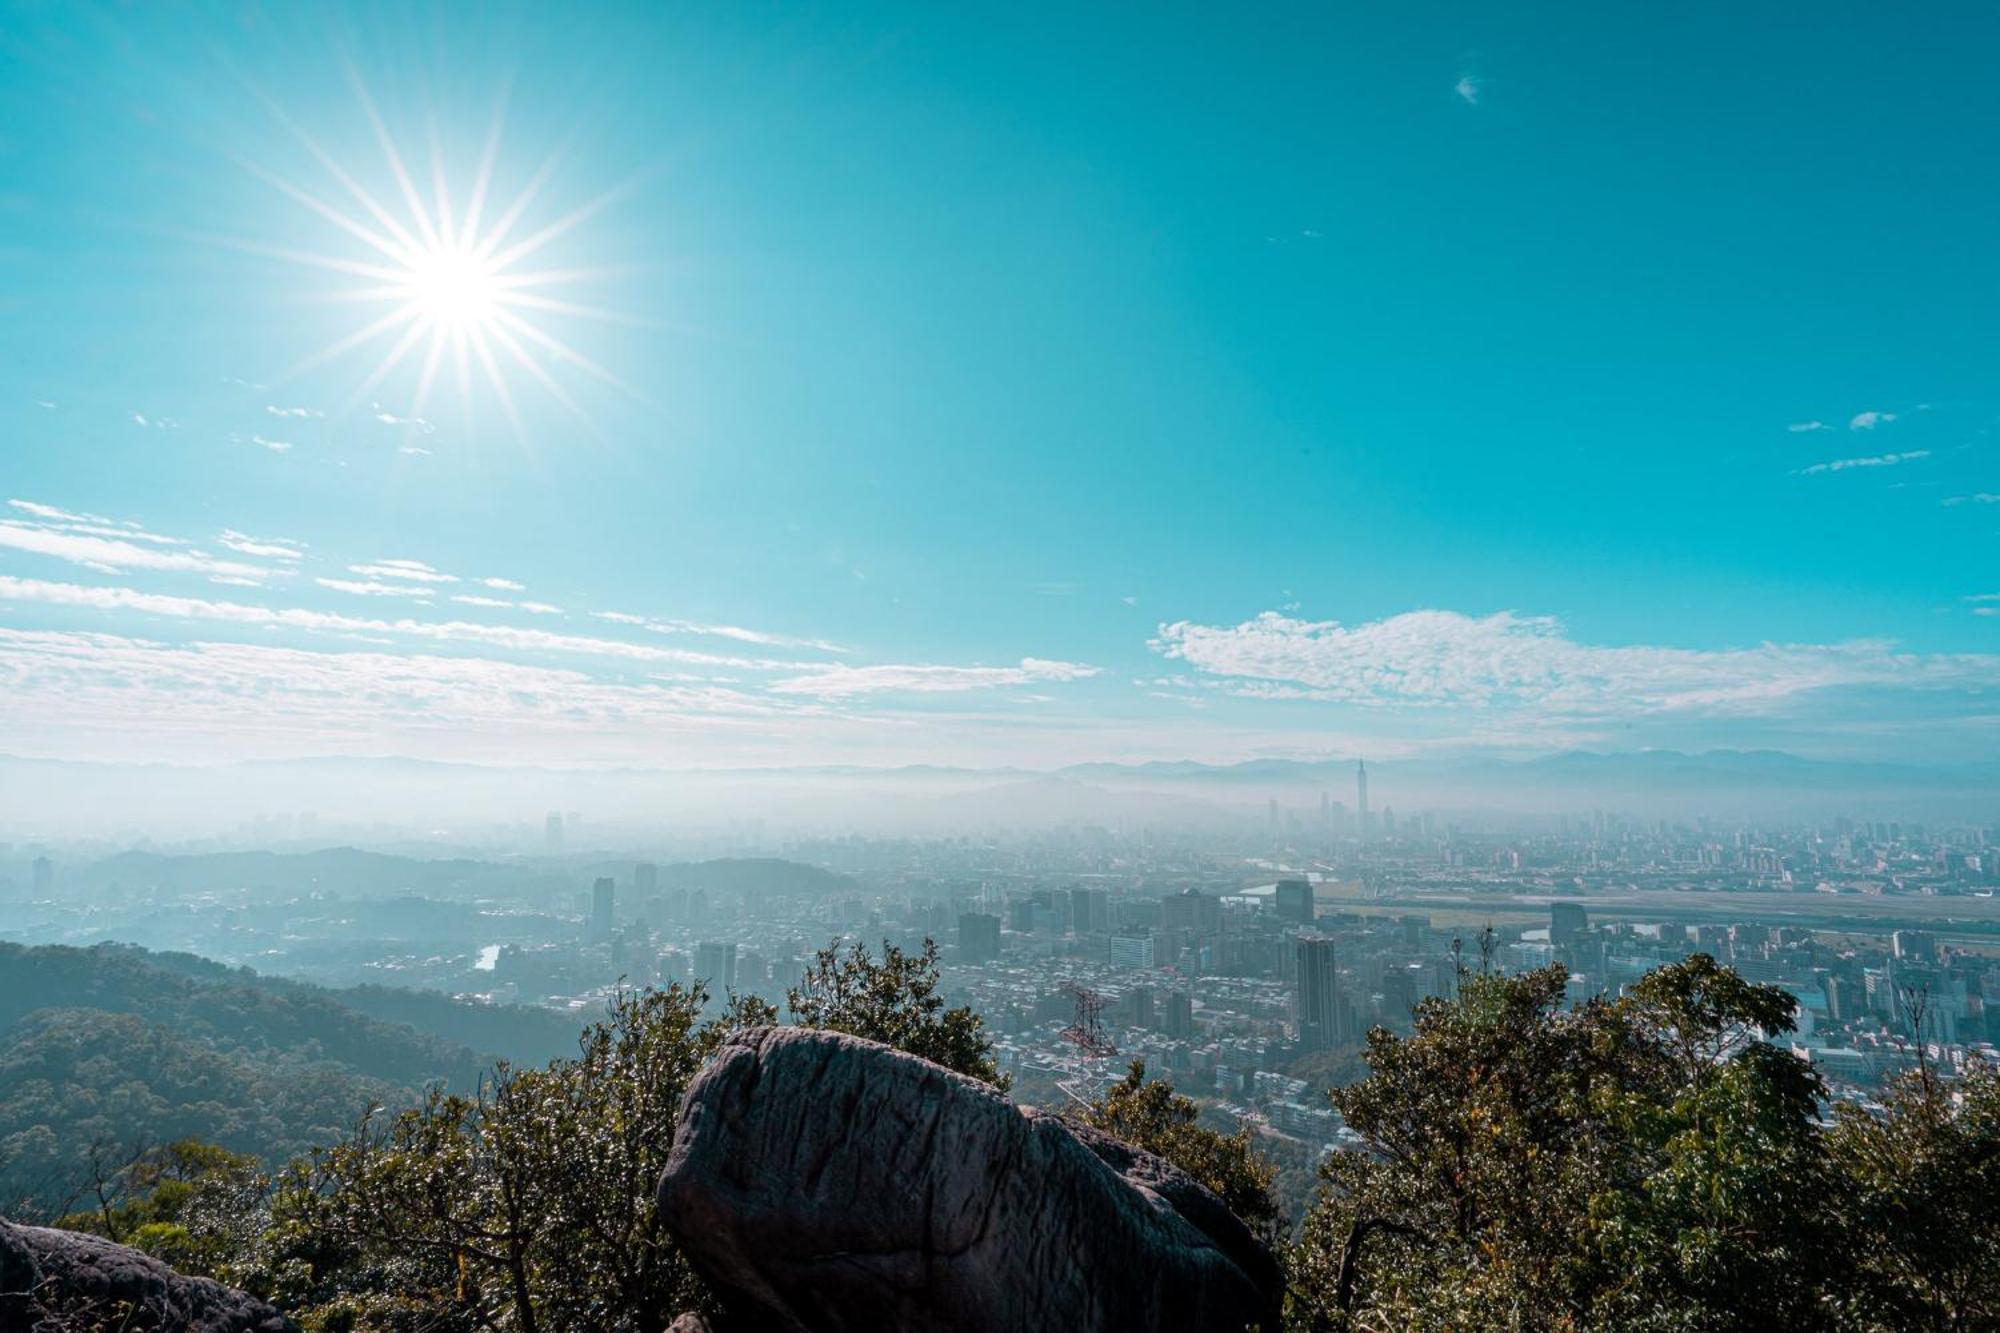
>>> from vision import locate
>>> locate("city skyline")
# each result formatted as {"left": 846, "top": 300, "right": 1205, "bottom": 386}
{"left": 5, "top": 3, "right": 2000, "bottom": 772}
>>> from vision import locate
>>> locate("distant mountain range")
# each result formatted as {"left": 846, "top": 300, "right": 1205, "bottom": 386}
{"left": 2, "top": 747, "right": 1994, "bottom": 837}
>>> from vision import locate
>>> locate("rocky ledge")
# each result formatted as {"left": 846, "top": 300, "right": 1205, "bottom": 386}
{"left": 658, "top": 1026, "right": 1282, "bottom": 1333}
{"left": 0, "top": 1218, "right": 295, "bottom": 1332}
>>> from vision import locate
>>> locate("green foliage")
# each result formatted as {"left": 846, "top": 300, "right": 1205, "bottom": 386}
{"left": 1286, "top": 955, "right": 1844, "bottom": 1332}
{"left": 1828, "top": 1056, "right": 2000, "bottom": 1330}
{"left": 253, "top": 985, "right": 717, "bottom": 1333}
{"left": 0, "top": 1008, "right": 410, "bottom": 1222}
{"left": 53, "top": 1138, "right": 268, "bottom": 1280}
{"left": 1083, "top": 1061, "right": 1283, "bottom": 1244}
{"left": 0, "top": 942, "right": 590, "bottom": 1218}
{"left": 238, "top": 937, "right": 995, "bottom": 1331}
{"left": 785, "top": 938, "right": 1006, "bottom": 1088}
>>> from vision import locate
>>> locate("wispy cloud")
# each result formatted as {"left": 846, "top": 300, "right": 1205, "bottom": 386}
{"left": 1796, "top": 450, "right": 1930, "bottom": 476}
{"left": 1942, "top": 493, "right": 2000, "bottom": 507}
{"left": 248, "top": 435, "right": 293, "bottom": 453}
{"left": 1454, "top": 74, "right": 1481, "bottom": 105}
{"left": 348, "top": 559, "right": 457, "bottom": 584}
{"left": 11, "top": 500, "right": 108, "bottom": 524}
{"left": 0, "top": 522, "right": 269, "bottom": 582}
{"left": 0, "top": 628, "right": 830, "bottom": 762}
{"left": 265, "top": 405, "right": 322, "bottom": 418}
{"left": 481, "top": 577, "right": 526, "bottom": 591}
{"left": 317, "top": 577, "right": 436, "bottom": 599}
{"left": 0, "top": 575, "right": 804, "bottom": 671}
{"left": 373, "top": 410, "right": 435, "bottom": 433}
{"left": 1153, "top": 609, "right": 2000, "bottom": 718}
{"left": 218, "top": 530, "right": 305, "bottom": 560}
{"left": 591, "top": 609, "right": 846, "bottom": 653}
{"left": 450, "top": 594, "right": 514, "bottom": 609}
{"left": 1849, "top": 410, "right": 1898, "bottom": 431}
{"left": 1787, "top": 421, "right": 1830, "bottom": 433}
{"left": 769, "top": 658, "right": 1099, "bottom": 697}
{"left": 518, "top": 601, "right": 563, "bottom": 615}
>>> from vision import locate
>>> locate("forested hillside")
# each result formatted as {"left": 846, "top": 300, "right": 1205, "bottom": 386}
{"left": 0, "top": 942, "right": 588, "bottom": 1219}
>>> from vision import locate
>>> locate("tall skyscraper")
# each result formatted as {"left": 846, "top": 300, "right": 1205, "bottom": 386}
{"left": 590, "top": 876, "right": 615, "bottom": 941}
{"left": 958, "top": 912, "right": 1002, "bottom": 965}
{"left": 694, "top": 941, "right": 738, "bottom": 994}
{"left": 1295, "top": 935, "right": 1341, "bottom": 1051}
{"left": 1550, "top": 900, "right": 1587, "bottom": 946}
{"left": 1163, "top": 990, "right": 1195, "bottom": 1040}
{"left": 634, "top": 862, "right": 659, "bottom": 896}
{"left": 1070, "top": 887, "right": 1110, "bottom": 935}
{"left": 1275, "top": 879, "right": 1314, "bottom": 925}
{"left": 1356, "top": 758, "right": 1370, "bottom": 837}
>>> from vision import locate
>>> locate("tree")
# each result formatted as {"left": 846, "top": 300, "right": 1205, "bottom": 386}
{"left": 1081, "top": 1061, "right": 1282, "bottom": 1245}
{"left": 1828, "top": 1051, "right": 2000, "bottom": 1330}
{"left": 54, "top": 1138, "right": 267, "bottom": 1280}
{"left": 1286, "top": 956, "right": 1845, "bottom": 1332}
{"left": 785, "top": 938, "right": 1005, "bottom": 1088}
{"left": 254, "top": 984, "right": 719, "bottom": 1333}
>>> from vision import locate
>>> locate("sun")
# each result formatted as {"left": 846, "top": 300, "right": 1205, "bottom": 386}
{"left": 406, "top": 243, "right": 502, "bottom": 330}
{"left": 240, "top": 75, "right": 638, "bottom": 432}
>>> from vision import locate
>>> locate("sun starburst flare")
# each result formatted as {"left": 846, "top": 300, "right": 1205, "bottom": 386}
{"left": 242, "top": 76, "right": 642, "bottom": 434}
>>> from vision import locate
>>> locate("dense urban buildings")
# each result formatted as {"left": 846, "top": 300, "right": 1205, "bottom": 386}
{"left": 7, "top": 793, "right": 1994, "bottom": 1165}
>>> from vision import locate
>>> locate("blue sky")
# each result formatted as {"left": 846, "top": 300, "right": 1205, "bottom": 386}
{"left": 1, "top": 1, "right": 1996, "bottom": 768}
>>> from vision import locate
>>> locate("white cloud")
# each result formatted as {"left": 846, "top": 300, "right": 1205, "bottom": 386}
{"left": 0, "top": 522, "right": 269, "bottom": 582}
{"left": 1152, "top": 609, "right": 2000, "bottom": 718}
{"left": 218, "top": 530, "right": 305, "bottom": 560}
{"left": 317, "top": 577, "right": 436, "bottom": 599}
{"left": 1121, "top": 595, "right": 1139, "bottom": 606}
{"left": 769, "top": 657, "right": 1100, "bottom": 697}
{"left": 1797, "top": 450, "right": 1929, "bottom": 476}
{"left": 591, "top": 609, "right": 847, "bottom": 653}
{"left": 1454, "top": 75, "right": 1481, "bottom": 105}
{"left": 348, "top": 559, "right": 457, "bottom": 584}
{"left": 451, "top": 594, "right": 514, "bottom": 609}
{"left": 1787, "top": 421, "right": 1829, "bottom": 433}
{"left": 481, "top": 577, "right": 526, "bottom": 591}
{"left": 0, "top": 628, "right": 830, "bottom": 761}
{"left": 1942, "top": 493, "right": 2000, "bottom": 507}
{"left": 1849, "top": 411, "right": 1898, "bottom": 430}
{"left": 250, "top": 435, "right": 293, "bottom": 453}
{"left": 374, "top": 410, "right": 435, "bottom": 433}
{"left": 0, "top": 575, "right": 804, "bottom": 671}
{"left": 518, "top": 601, "right": 563, "bottom": 615}
{"left": 266, "top": 405, "right": 323, "bottom": 418}
{"left": 9, "top": 500, "right": 104, "bottom": 524}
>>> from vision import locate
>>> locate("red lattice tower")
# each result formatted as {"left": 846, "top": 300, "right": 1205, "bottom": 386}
{"left": 1058, "top": 982, "right": 1118, "bottom": 1058}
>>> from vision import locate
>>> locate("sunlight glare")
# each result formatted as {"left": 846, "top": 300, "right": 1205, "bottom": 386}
{"left": 245, "top": 76, "right": 640, "bottom": 434}
{"left": 407, "top": 244, "right": 500, "bottom": 330}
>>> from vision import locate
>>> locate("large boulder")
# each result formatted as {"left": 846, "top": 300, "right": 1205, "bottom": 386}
{"left": 658, "top": 1027, "right": 1282, "bottom": 1333}
{"left": 0, "top": 1219, "right": 294, "bottom": 1332}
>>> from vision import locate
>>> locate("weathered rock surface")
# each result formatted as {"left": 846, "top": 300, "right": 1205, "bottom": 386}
{"left": 0, "top": 1219, "right": 295, "bottom": 1332}
{"left": 658, "top": 1026, "right": 1282, "bottom": 1333}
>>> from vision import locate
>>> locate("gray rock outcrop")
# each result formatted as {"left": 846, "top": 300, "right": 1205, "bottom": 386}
{"left": 0, "top": 1219, "right": 294, "bottom": 1332}
{"left": 657, "top": 1026, "right": 1282, "bottom": 1332}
